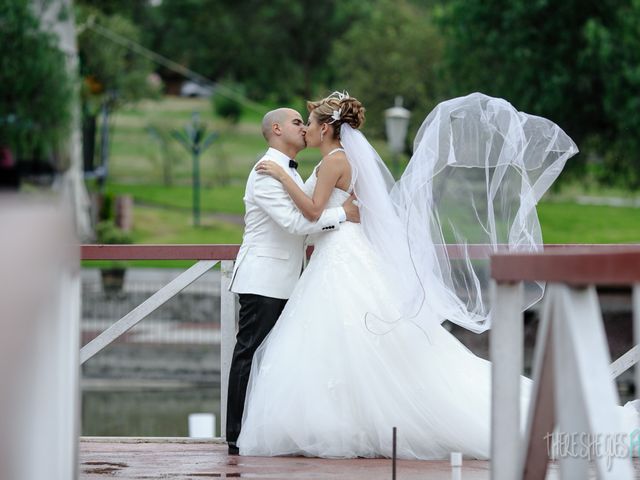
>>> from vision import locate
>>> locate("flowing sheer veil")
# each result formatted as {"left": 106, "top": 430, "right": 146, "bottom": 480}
{"left": 341, "top": 92, "right": 578, "bottom": 333}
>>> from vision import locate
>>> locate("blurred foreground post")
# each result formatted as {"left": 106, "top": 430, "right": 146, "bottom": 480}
{"left": 0, "top": 196, "right": 80, "bottom": 480}
{"left": 36, "top": 0, "right": 92, "bottom": 240}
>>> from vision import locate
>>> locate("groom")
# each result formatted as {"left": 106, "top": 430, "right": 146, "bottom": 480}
{"left": 226, "top": 107, "right": 358, "bottom": 454}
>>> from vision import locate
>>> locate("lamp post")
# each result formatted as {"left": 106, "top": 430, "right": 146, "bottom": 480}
{"left": 172, "top": 112, "right": 218, "bottom": 227}
{"left": 384, "top": 96, "right": 411, "bottom": 178}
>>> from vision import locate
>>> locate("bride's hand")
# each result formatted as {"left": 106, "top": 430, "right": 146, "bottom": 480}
{"left": 255, "top": 160, "right": 287, "bottom": 182}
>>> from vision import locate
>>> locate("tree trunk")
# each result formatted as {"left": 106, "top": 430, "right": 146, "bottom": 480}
{"left": 34, "top": 0, "right": 92, "bottom": 240}
{"left": 82, "top": 113, "right": 97, "bottom": 173}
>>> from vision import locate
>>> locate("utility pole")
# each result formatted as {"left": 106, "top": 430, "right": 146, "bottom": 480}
{"left": 34, "top": 0, "right": 92, "bottom": 240}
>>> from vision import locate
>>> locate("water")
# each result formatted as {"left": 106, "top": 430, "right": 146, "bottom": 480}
{"left": 80, "top": 267, "right": 223, "bottom": 438}
{"left": 79, "top": 271, "right": 636, "bottom": 439}
{"left": 81, "top": 385, "right": 221, "bottom": 437}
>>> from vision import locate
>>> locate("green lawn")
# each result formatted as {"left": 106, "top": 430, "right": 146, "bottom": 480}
{"left": 107, "top": 96, "right": 401, "bottom": 185}
{"left": 107, "top": 182, "right": 246, "bottom": 215}
{"left": 82, "top": 204, "right": 244, "bottom": 268}
{"left": 538, "top": 201, "right": 640, "bottom": 244}
{"left": 131, "top": 205, "right": 243, "bottom": 244}
{"left": 101, "top": 180, "right": 640, "bottom": 245}
{"left": 99, "top": 96, "right": 640, "bottom": 251}
{"left": 107, "top": 98, "right": 267, "bottom": 184}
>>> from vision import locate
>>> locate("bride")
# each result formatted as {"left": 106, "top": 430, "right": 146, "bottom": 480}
{"left": 236, "top": 91, "right": 635, "bottom": 459}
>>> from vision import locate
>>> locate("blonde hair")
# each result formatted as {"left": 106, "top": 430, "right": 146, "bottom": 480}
{"left": 307, "top": 92, "right": 365, "bottom": 140}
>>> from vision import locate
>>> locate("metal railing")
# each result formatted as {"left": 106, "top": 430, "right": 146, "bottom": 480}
{"left": 490, "top": 246, "right": 640, "bottom": 479}
{"left": 81, "top": 244, "right": 240, "bottom": 436}
{"left": 80, "top": 243, "right": 640, "bottom": 450}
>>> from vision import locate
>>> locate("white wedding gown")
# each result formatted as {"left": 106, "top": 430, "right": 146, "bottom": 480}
{"left": 237, "top": 94, "right": 639, "bottom": 459}
{"left": 237, "top": 168, "right": 532, "bottom": 459}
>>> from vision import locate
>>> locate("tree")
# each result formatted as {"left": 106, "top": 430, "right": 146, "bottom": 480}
{"left": 77, "top": 6, "right": 158, "bottom": 105}
{"left": 437, "top": 0, "right": 640, "bottom": 186}
{"left": 0, "top": 0, "right": 73, "bottom": 167}
{"left": 76, "top": 5, "right": 160, "bottom": 186}
{"left": 248, "top": 0, "right": 368, "bottom": 100}
{"left": 147, "top": 0, "right": 366, "bottom": 100}
{"left": 331, "top": 0, "right": 444, "bottom": 138}
{"left": 580, "top": 3, "right": 640, "bottom": 186}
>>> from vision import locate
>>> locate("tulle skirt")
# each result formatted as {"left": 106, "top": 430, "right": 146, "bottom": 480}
{"left": 237, "top": 223, "right": 532, "bottom": 459}
{"left": 236, "top": 222, "right": 638, "bottom": 459}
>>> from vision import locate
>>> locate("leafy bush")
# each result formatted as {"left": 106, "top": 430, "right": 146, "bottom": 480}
{"left": 98, "top": 192, "right": 114, "bottom": 222}
{"left": 0, "top": 0, "right": 73, "bottom": 161}
{"left": 212, "top": 83, "right": 244, "bottom": 124}
{"left": 77, "top": 5, "right": 160, "bottom": 112}
{"left": 95, "top": 220, "right": 133, "bottom": 244}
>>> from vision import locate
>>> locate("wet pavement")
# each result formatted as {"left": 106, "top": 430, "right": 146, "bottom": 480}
{"left": 79, "top": 438, "right": 640, "bottom": 479}
{"left": 79, "top": 438, "right": 489, "bottom": 479}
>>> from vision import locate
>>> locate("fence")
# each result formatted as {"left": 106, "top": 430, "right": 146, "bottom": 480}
{"left": 490, "top": 246, "right": 640, "bottom": 479}
{"left": 81, "top": 243, "right": 639, "bottom": 478}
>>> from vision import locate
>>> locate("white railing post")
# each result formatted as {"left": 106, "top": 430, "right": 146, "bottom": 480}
{"left": 48, "top": 254, "right": 81, "bottom": 480}
{"left": 634, "top": 283, "right": 640, "bottom": 410}
{"left": 220, "top": 260, "right": 238, "bottom": 438}
{"left": 490, "top": 281, "right": 524, "bottom": 480}
{"left": 551, "top": 284, "right": 633, "bottom": 479}
{"left": 549, "top": 285, "right": 590, "bottom": 479}
{"left": 521, "top": 289, "right": 555, "bottom": 480}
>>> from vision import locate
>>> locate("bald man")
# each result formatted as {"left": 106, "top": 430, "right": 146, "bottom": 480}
{"left": 226, "top": 108, "right": 359, "bottom": 454}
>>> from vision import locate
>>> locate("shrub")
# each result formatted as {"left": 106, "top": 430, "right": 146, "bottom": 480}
{"left": 95, "top": 220, "right": 133, "bottom": 245}
{"left": 212, "top": 82, "right": 244, "bottom": 124}
{"left": 0, "top": 0, "right": 73, "bottom": 162}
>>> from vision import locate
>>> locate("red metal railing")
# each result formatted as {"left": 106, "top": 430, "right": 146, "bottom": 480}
{"left": 81, "top": 244, "right": 240, "bottom": 260}
{"left": 491, "top": 246, "right": 640, "bottom": 285}
{"left": 489, "top": 245, "right": 640, "bottom": 479}
{"left": 81, "top": 243, "right": 640, "bottom": 261}
{"left": 80, "top": 242, "right": 640, "bottom": 449}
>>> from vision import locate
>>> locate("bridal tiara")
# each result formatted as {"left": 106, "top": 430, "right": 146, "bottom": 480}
{"left": 328, "top": 90, "right": 350, "bottom": 102}
{"left": 326, "top": 90, "right": 349, "bottom": 124}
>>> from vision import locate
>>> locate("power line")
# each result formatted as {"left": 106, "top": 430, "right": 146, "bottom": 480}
{"left": 83, "top": 18, "right": 268, "bottom": 115}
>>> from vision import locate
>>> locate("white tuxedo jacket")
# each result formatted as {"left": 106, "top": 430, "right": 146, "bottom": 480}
{"left": 229, "top": 147, "right": 343, "bottom": 299}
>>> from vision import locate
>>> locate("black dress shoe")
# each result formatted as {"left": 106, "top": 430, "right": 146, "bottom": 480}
{"left": 228, "top": 443, "right": 239, "bottom": 455}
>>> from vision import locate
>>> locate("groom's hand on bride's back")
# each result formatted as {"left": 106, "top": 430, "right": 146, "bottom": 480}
{"left": 342, "top": 194, "right": 360, "bottom": 223}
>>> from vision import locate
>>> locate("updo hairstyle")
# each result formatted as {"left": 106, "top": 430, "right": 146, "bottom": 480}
{"left": 306, "top": 92, "right": 365, "bottom": 140}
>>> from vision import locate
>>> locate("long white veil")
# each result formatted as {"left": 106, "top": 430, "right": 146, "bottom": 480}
{"left": 342, "top": 92, "right": 579, "bottom": 333}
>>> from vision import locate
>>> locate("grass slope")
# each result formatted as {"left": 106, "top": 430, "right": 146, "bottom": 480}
{"left": 101, "top": 96, "right": 640, "bottom": 248}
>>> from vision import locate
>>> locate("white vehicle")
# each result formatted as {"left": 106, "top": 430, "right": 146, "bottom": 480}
{"left": 180, "top": 81, "right": 214, "bottom": 98}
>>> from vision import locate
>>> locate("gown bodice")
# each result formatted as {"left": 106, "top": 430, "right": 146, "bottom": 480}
{"left": 302, "top": 164, "right": 352, "bottom": 208}
{"left": 303, "top": 164, "right": 358, "bottom": 248}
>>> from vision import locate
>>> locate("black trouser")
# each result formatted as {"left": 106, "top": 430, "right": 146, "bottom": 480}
{"left": 226, "top": 293, "right": 287, "bottom": 445}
